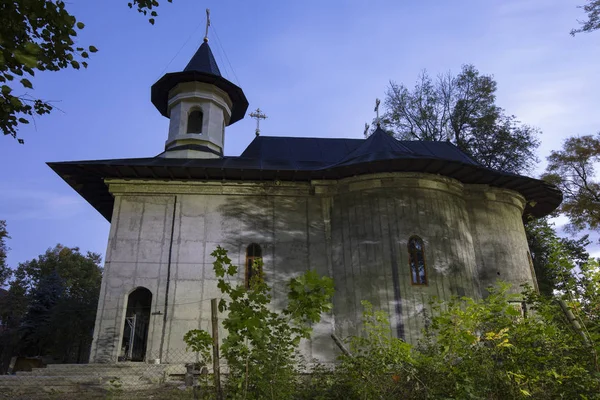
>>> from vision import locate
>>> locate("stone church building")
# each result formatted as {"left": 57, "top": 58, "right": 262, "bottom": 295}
{"left": 49, "top": 39, "right": 562, "bottom": 364}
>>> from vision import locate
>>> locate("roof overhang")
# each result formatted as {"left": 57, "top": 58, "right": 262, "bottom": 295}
{"left": 48, "top": 157, "right": 562, "bottom": 223}
{"left": 151, "top": 71, "right": 249, "bottom": 124}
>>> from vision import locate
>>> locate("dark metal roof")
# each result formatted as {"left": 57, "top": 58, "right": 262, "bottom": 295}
{"left": 184, "top": 40, "right": 221, "bottom": 76}
{"left": 151, "top": 41, "right": 249, "bottom": 124}
{"left": 49, "top": 129, "right": 562, "bottom": 223}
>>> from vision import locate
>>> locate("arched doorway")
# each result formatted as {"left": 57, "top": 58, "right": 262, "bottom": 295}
{"left": 122, "top": 287, "right": 152, "bottom": 361}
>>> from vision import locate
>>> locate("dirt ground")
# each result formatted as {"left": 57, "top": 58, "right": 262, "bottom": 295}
{"left": 0, "top": 385, "right": 209, "bottom": 400}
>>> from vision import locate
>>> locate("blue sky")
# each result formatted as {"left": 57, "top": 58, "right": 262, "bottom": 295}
{"left": 2, "top": 0, "right": 600, "bottom": 268}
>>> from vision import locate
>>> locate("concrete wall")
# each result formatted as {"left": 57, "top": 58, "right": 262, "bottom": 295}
{"left": 164, "top": 82, "right": 232, "bottom": 157}
{"left": 90, "top": 195, "right": 175, "bottom": 362}
{"left": 90, "top": 173, "right": 534, "bottom": 364}
{"left": 321, "top": 173, "right": 480, "bottom": 344}
{"left": 466, "top": 186, "right": 534, "bottom": 295}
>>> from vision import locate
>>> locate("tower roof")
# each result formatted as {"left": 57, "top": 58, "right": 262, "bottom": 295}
{"left": 184, "top": 40, "right": 222, "bottom": 75}
{"left": 151, "top": 40, "right": 248, "bottom": 124}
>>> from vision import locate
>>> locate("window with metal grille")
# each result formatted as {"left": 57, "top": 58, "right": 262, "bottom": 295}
{"left": 245, "top": 243, "right": 263, "bottom": 288}
{"left": 408, "top": 236, "right": 427, "bottom": 285}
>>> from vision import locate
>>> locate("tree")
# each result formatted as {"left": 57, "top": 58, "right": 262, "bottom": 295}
{"left": 19, "top": 270, "right": 64, "bottom": 356}
{"left": 0, "top": 245, "right": 102, "bottom": 363}
{"left": 0, "top": 221, "right": 10, "bottom": 287}
{"left": 543, "top": 133, "right": 600, "bottom": 235}
{"left": 571, "top": 0, "right": 600, "bottom": 35}
{"left": 1, "top": 0, "right": 173, "bottom": 143}
{"left": 382, "top": 65, "right": 540, "bottom": 174}
{"left": 525, "top": 217, "right": 590, "bottom": 295}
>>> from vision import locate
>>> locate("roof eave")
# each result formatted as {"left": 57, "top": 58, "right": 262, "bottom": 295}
{"left": 150, "top": 71, "right": 249, "bottom": 124}
{"left": 47, "top": 157, "right": 562, "bottom": 223}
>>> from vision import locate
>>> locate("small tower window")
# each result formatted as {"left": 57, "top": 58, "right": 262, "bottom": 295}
{"left": 408, "top": 236, "right": 427, "bottom": 285}
{"left": 245, "top": 243, "right": 263, "bottom": 288}
{"left": 186, "top": 109, "right": 203, "bottom": 134}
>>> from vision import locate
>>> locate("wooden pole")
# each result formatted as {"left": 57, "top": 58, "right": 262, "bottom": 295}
{"left": 211, "top": 298, "right": 223, "bottom": 399}
{"left": 557, "top": 299, "right": 590, "bottom": 346}
{"left": 331, "top": 334, "right": 352, "bottom": 357}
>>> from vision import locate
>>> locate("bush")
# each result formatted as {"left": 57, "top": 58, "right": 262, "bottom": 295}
{"left": 329, "top": 284, "right": 600, "bottom": 400}
{"left": 184, "top": 246, "right": 334, "bottom": 400}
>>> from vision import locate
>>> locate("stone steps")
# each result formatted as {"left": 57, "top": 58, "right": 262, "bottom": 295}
{"left": 0, "top": 363, "right": 185, "bottom": 395}
{"left": 19, "top": 366, "right": 166, "bottom": 377}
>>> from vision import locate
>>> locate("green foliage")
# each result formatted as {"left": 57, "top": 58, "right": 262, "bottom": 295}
{"left": 525, "top": 216, "right": 590, "bottom": 295}
{"left": 183, "top": 329, "right": 212, "bottom": 366}
{"left": 328, "top": 285, "right": 600, "bottom": 400}
{"left": 127, "top": 0, "right": 174, "bottom": 25}
{"left": 19, "top": 270, "right": 65, "bottom": 356}
{"left": 543, "top": 133, "right": 600, "bottom": 235}
{"left": 0, "top": 244, "right": 102, "bottom": 363}
{"left": 332, "top": 301, "right": 419, "bottom": 399}
{"left": 571, "top": 0, "right": 600, "bottom": 35}
{"left": 556, "top": 256, "right": 600, "bottom": 347}
{"left": 0, "top": 0, "right": 173, "bottom": 142}
{"left": 0, "top": 220, "right": 10, "bottom": 287}
{"left": 382, "top": 64, "right": 540, "bottom": 174}
{"left": 183, "top": 245, "right": 334, "bottom": 400}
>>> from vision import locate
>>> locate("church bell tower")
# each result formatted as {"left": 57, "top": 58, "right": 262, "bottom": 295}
{"left": 151, "top": 29, "right": 248, "bottom": 159}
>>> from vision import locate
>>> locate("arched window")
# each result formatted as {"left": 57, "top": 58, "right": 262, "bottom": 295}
{"left": 245, "top": 243, "right": 263, "bottom": 288}
{"left": 408, "top": 236, "right": 427, "bottom": 285}
{"left": 186, "top": 109, "right": 203, "bottom": 134}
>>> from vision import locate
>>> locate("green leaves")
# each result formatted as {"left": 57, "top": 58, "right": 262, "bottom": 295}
{"left": 183, "top": 329, "right": 212, "bottom": 364}
{"left": 2, "top": 0, "right": 173, "bottom": 141}
{"left": 0, "top": 221, "right": 11, "bottom": 287}
{"left": 14, "top": 50, "right": 40, "bottom": 69}
{"left": 20, "top": 79, "right": 33, "bottom": 89}
{"left": 383, "top": 65, "right": 540, "bottom": 174}
{"left": 129, "top": 0, "right": 174, "bottom": 24}
{"left": 0, "top": 0, "right": 101, "bottom": 141}
{"left": 1, "top": 245, "right": 102, "bottom": 363}
{"left": 571, "top": 0, "right": 600, "bottom": 35}
{"left": 543, "top": 133, "right": 600, "bottom": 235}
{"left": 333, "top": 284, "right": 600, "bottom": 399}
{"left": 185, "top": 246, "right": 334, "bottom": 399}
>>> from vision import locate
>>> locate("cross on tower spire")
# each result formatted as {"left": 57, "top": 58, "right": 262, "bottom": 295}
{"left": 249, "top": 108, "right": 267, "bottom": 136}
{"left": 374, "top": 98, "right": 381, "bottom": 127}
{"left": 204, "top": 9, "right": 211, "bottom": 42}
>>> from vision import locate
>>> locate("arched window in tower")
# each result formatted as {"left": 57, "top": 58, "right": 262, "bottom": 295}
{"left": 408, "top": 236, "right": 427, "bottom": 285}
{"left": 186, "top": 109, "right": 203, "bottom": 134}
{"left": 245, "top": 243, "right": 263, "bottom": 288}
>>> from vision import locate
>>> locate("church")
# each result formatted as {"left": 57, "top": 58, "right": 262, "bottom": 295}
{"left": 49, "top": 36, "right": 562, "bottom": 364}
